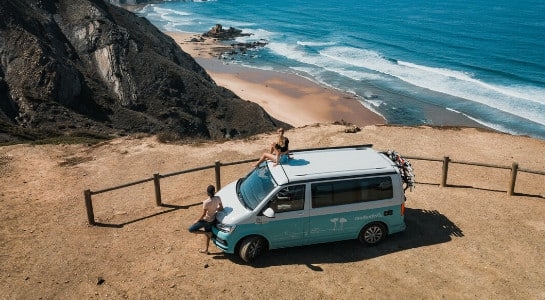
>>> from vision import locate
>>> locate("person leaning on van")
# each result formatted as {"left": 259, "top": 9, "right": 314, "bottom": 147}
{"left": 188, "top": 185, "right": 223, "bottom": 254}
{"left": 253, "top": 128, "right": 290, "bottom": 167}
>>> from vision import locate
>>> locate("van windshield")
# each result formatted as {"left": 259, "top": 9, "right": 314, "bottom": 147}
{"left": 238, "top": 165, "right": 276, "bottom": 210}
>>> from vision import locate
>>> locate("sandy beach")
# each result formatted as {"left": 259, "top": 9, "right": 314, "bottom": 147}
{"left": 166, "top": 31, "right": 486, "bottom": 130}
{"left": 166, "top": 32, "right": 384, "bottom": 127}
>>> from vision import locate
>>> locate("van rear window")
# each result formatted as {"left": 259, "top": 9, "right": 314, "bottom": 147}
{"left": 311, "top": 176, "right": 393, "bottom": 208}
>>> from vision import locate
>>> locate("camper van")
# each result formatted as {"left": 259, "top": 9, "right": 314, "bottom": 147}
{"left": 212, "top": 144, "right": 414, "bottom": 263}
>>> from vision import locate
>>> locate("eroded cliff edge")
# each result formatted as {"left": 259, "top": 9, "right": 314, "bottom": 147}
{"left": 0, "top": 0, "right": 284, "bottom": 143}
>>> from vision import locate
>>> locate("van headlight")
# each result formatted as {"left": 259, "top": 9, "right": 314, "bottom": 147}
{"left": 216, "top": 223, "right": 236, "bottom": 233}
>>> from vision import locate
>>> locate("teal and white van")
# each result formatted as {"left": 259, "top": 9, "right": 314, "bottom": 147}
{"left": 212, "top": 144, "right": 413, "bottom": 263}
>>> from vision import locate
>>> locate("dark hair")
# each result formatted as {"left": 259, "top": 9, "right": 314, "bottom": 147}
{"left": 206, "top": 185, "right": 215, "bottom": 197}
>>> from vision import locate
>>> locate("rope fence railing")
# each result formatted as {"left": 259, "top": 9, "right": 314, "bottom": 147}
{"left": 84, "top": 154, "right": 545, "bottom": 225}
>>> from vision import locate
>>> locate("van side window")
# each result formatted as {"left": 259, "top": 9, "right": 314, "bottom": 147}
{"left": 362, "top": 176, "right": 393, "bottom": 201}
{"left": 269, "top": 185, "right": 305, "bottom": 213}
{"left": 311, "top": 176, "right": 393, "bottom": 208}
{"left": 312, "top": 184, "right": 334, "bottom": 208}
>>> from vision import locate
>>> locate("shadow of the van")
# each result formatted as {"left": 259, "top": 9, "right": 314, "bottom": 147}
{"left": 216, "top": 208, "right": 463, "bottom": 267}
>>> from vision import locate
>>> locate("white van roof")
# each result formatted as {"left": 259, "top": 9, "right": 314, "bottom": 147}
{"left": 268, "top": 145, "right": 398, "bottom": 185}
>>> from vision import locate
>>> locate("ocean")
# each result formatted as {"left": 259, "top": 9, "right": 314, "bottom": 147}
{"left": 137, "top": 0, "right": 545, "bottom": 140}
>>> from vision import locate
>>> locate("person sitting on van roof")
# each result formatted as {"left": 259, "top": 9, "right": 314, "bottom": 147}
{"left": 253, "top": 128, "right": 290, "bottom": 167}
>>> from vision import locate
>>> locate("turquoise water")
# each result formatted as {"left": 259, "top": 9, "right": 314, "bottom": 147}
{"left": 139, "top": 0, "right": 545, "bottom": 140}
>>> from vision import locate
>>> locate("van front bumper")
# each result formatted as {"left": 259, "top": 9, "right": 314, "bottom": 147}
{"left": 212, "top": 228, "right": 235, "bottom": 253}
{"left": 213, "top": 236, "right": 229, "bottom": 251}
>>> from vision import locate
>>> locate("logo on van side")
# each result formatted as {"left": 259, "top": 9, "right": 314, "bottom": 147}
{"left": 328, "top": 213, "right": 382, "bottom": 231}
{"left": 354, "top": 213, "right": 382, "bottom": 221}
{"left": 330, "top": 217, "right": 347, "bottom": 231}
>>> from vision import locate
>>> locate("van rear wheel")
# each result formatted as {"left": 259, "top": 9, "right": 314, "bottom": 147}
{"left": 359, "top": 223, "right": 386, "bottom": 245}
{"left": 239, "top": 236, "right": 267, "bottom": 263}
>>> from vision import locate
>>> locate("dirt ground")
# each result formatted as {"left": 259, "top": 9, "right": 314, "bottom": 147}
{"left": 1, "top": 124, "right": 545, "bottom": 299}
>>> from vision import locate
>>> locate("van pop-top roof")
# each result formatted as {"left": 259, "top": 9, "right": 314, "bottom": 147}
{"left": 267, "top": 144, "right": 399, "bottom": 185}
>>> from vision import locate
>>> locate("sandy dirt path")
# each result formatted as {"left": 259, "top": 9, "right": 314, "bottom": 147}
{"left": 1, "top": 124, "right": 545, "bottom": 299}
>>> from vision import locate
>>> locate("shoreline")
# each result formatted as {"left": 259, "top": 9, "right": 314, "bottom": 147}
{"left": 166, "top": 32, "right": 384, "bottom": 127}
{"left": 166, "top": 31, "right": 487, "bottom": 130}
{"left": 197, "top": 59, "right": 386, "bottom": 127}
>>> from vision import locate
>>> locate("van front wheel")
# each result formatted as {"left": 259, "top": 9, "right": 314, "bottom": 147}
{"left": 359, "top": 223, "right": 386, "bottom": 245}
{"left": 239, "top": 236, "right": 267, "bottom": 263}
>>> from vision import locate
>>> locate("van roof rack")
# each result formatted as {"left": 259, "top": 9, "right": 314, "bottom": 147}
{"left": 289, "top": 144, "right": 373, "bottom": 153}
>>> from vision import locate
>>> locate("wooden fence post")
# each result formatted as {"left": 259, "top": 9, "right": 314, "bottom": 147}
{"left": 153, "top": 173, "right": 162, "bottom": 206}
{"left": 441, "top": 156, "right": 450, "bottom": 187}
{"left": 508, "top": 162, "right": 518, "bottom": 196}
{"left": 84, "top": 189, "right": 95, "bottom": 226}
{"left": 215, "top": 160, "right": 221, "bottom": 190}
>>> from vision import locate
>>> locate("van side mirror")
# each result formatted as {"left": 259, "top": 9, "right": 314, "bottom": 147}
{"left": 263, "top": 207, "right": 275, "bottom": 218}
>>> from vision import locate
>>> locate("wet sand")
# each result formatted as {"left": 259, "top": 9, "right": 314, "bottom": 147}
{"left": 166, "top": 31, "right": 485, "bottom": 129}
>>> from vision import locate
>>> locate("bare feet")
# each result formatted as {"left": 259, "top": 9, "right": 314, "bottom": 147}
{"left": 199, "top": 249, "right": 209, "bottom": 254}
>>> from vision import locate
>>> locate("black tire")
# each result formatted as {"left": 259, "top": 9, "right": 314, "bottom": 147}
{"left": 358, "top": 223, "right": 387, "bottom": 246}
{"left": 239, "top": 236, "right": 267, "bottom": 263}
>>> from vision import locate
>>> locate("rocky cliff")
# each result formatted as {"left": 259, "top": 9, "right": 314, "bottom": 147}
{"left": 0, "top": 0, "right": 283, "bottom": 143}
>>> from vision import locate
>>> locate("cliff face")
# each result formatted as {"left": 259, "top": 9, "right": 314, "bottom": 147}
{"left": 0, "top": 0, "right": 282, "bottom": 142}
